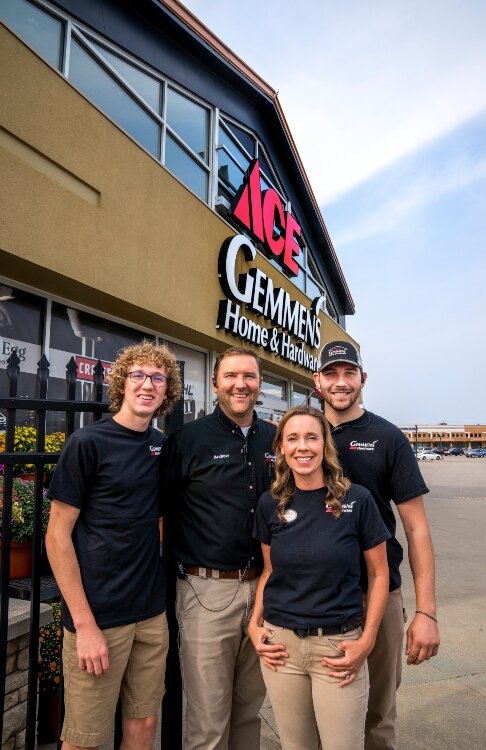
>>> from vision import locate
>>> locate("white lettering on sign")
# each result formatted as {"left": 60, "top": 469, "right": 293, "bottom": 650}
{"left": 216, "top": 235, "right": 323, "bottom": 372}
{"left": 75, "top": 356, "right": 112, "bottom": 384}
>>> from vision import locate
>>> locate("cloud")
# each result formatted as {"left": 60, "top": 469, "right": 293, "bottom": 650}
{"left": 184, "top": 1, "right": 486, "bottom": 203}
{"left": 332, "top": 149, "right": 486, "bottom": 246}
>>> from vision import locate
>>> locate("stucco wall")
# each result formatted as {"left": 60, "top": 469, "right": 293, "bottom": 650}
{"left": 0, "top": 23, "right": 356, "bottom": 379}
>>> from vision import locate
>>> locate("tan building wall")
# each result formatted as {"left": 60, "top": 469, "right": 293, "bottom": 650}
{"left": 0, "top": 23, "right": 355, "bottom": 383}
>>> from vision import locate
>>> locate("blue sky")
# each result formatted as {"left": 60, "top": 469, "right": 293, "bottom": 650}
{"left": 184, "top": 0, "right": 486, "bottom": 424}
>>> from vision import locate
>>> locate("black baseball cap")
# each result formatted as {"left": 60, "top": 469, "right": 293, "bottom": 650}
{"left": 317, "top": 341, "right": 363, "bottom": 372}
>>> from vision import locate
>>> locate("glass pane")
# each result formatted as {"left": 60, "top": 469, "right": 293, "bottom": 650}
{"left": 165, "top": 134, "right": 208, "bottom": 201}
{"left": 217, "top": 148, "right": 245, "bottom": 194}
{"left": 0, "top": 286, "right": 44, "bottom": 429}
{"left": 0, "top": 0, "right": 63, "bottom": 69}
{"left": 69, "top": 38, "right": 160, "bottom": 157}
{"left": 167, "top": 88, "right": 209, "bottom": 163}
{"left": 156, "top": 342, "right": 206, "bottom": 429}
{"left": 223, "top": 119, "right": 255, "bottom": 156}
{"left": 291, "top": 386, "right": 309, "bottom": 407}
{"left": 261, "top": 376, "right": 286, "bottom": 402}
{"left": 307, "top": 275, "right": 324, "bottom": 300}
{"left": 218, "top": 126, "right": 251, "bottom": 167}
{"left": 90, "top": 40, "right": 161, "bottom": 112}
{"left": 258, "top": 148, "right": 275, "bottom": 184}
{"left": 48, "top": 303, "right": 148, "bottom": 431}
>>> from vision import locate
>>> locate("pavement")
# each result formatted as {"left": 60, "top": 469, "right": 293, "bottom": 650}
{"left": 39, "top": 456, "right": 486, "bottom": 749}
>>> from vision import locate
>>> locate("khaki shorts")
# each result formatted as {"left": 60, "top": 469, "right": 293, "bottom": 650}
{"left": 61, "top": 612, "right": 168, "bottom": 747}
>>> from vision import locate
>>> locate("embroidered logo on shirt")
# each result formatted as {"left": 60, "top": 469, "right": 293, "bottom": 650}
{"left": 326, "top": 500, "right": 356, "bottom": 513}
{"left": 349, "top": 440, "right": 378, "bottom": 452}
{"left": 283, "top": 509, "right": 297, "bottom": 522}
{"left": 150, "top": 445, "right": 161, "bottom": 456}
{"left": 214, "top": 453, "right": 230, "bottom": 460}
{"left": 342, "top": 501, "right": 356, "bottom": 513}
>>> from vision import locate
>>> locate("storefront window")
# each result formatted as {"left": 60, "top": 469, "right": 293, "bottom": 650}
{"left": 291, "top": 385, "right": 309, "bottom": 407}
{"left": 0, "top": 0, "right": 63, "bottom": 69}
{"left": 48, "top": 303, "right": 147, "bottom": 432}
{"left": 69, "top": 37, "right": 161, "bottom": 158}
{"left": 158, "top": 341, "right": 206, "bottom": 428}
{"left": 291, "top": 384, "right": 323, "bottom": 412}
{"left": 0, "top": 284, "right": 44, "bottom": 428}
{"left": 258, "top": 374, "right": 288, "bottom": 423}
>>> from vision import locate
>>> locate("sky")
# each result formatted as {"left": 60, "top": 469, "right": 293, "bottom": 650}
{"left": 182, "top": 0, "right": 486, "bottom": 425}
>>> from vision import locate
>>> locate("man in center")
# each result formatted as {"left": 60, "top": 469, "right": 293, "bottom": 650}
{"left": 161, "top": 346, "right": 276, "bottom": 750}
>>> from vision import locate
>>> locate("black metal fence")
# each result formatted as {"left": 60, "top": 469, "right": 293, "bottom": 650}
{"left": 0, "top": 351, "right": 183, "bottom": 749}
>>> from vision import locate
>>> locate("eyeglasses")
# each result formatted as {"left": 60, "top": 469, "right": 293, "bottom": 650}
{"left": 127, "top": 371, "right": 168, "bottom": 387}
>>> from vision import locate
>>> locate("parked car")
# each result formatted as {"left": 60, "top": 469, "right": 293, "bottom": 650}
{"left": 445, "top": 447, "right": 464, "bottom": 456}
{"left": 464, "top": 448, "right": 486, "bottom": 458}
{"left": 430, "top": 447, "right": 448, "bottom": 455}
{"left": 416, "top": 450, "right": 443, "bottom": 461}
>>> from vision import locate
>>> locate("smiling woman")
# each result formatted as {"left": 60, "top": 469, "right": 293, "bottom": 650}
{"left": 248, "top": 404, "right": 391, "bottom": 750}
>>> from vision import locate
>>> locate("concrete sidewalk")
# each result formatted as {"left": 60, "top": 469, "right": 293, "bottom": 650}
{"left": 260, "top": 456, "right": 486, "bottom": 748}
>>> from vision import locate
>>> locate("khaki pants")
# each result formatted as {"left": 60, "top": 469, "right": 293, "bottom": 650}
{"left": 262, "top": 622, "right": 368, "bottom": 750}
{"left": 365, "top": 588, "right": 406, "bottom": 750}
{"left": 61, "top": 613, "right": 168, "bottom": 747}
{"left": 176, "top": 573, "right": 265, "bottom": 750}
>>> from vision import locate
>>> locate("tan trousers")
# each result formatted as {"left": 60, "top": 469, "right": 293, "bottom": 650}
{"left": 365, "top": 588, "right": 405, "bottom": 750}
{"left": 262, "top": 623, "right": 368, "bottom": 750}
{"left": 61, "top": 613, "right": 168, "bottom": 747}
{"left": 176, "top": 573, "right": 265, "bottom": 750}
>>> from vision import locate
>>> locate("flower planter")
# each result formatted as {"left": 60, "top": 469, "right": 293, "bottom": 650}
{"left": 9, "top": 539, "right": 33, "bottom": 579}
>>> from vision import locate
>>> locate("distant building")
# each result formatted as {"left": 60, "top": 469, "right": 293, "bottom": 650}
{"left": 399, "top": 424, "right": 486, "bottom": 451}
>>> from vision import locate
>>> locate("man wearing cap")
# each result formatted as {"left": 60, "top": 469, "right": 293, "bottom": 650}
{"left": 313, "top": 341, "right": 440, "bottom": 750}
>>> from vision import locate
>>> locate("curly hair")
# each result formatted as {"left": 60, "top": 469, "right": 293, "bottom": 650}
{"left": 108, "top": 340, "right": 182, "bottom": 417}
{"left": 271, "top": 405, "right": 350, "bottom": 521}
{"left": 213, "top": 346, "right": 262, "bottom": 383}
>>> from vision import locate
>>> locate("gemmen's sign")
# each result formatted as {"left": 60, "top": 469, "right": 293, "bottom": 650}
{"left": 217, "top": 235, "right": 324, "bottom": 372}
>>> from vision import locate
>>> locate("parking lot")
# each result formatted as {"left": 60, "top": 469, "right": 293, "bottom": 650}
{"left": 261, "top": 456, "right": 486, "bottom": 749}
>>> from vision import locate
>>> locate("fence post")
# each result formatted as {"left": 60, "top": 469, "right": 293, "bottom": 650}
{"left": 0, "top": 351, "right": 21, "bottom": 744}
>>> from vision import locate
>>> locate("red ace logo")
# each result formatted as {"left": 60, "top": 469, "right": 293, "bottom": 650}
{"left": 230, "top": 159, "right": 302, "bottom": 276}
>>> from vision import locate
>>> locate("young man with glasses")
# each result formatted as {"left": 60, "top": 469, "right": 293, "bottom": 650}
{"left": 46, "top": 340, "right": 181, "bottom": 750}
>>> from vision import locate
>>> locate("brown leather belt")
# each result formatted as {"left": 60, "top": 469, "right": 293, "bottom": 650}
{"left": 184, "top": 565, "right": 261, "bottom": 581}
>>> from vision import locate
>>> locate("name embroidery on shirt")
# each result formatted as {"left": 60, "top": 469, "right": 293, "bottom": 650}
{"left": 326, "top": 501, "right": 356, "bottom": 513}
{"left": 349, "top": 440, "right": 378, "bottom": 452}
{"left": 150, "top": 445, "right": 161, "bottom": 456}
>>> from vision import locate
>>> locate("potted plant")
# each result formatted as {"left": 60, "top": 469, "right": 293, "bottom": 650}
{"left": 0, "top": 427, "right": 65, "bottom": 477}
{"left": 0, "top": 476, "right": 51, "bottom": 578}
{"left": 37, "top": 602, "right": 62, "bottom": 742}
